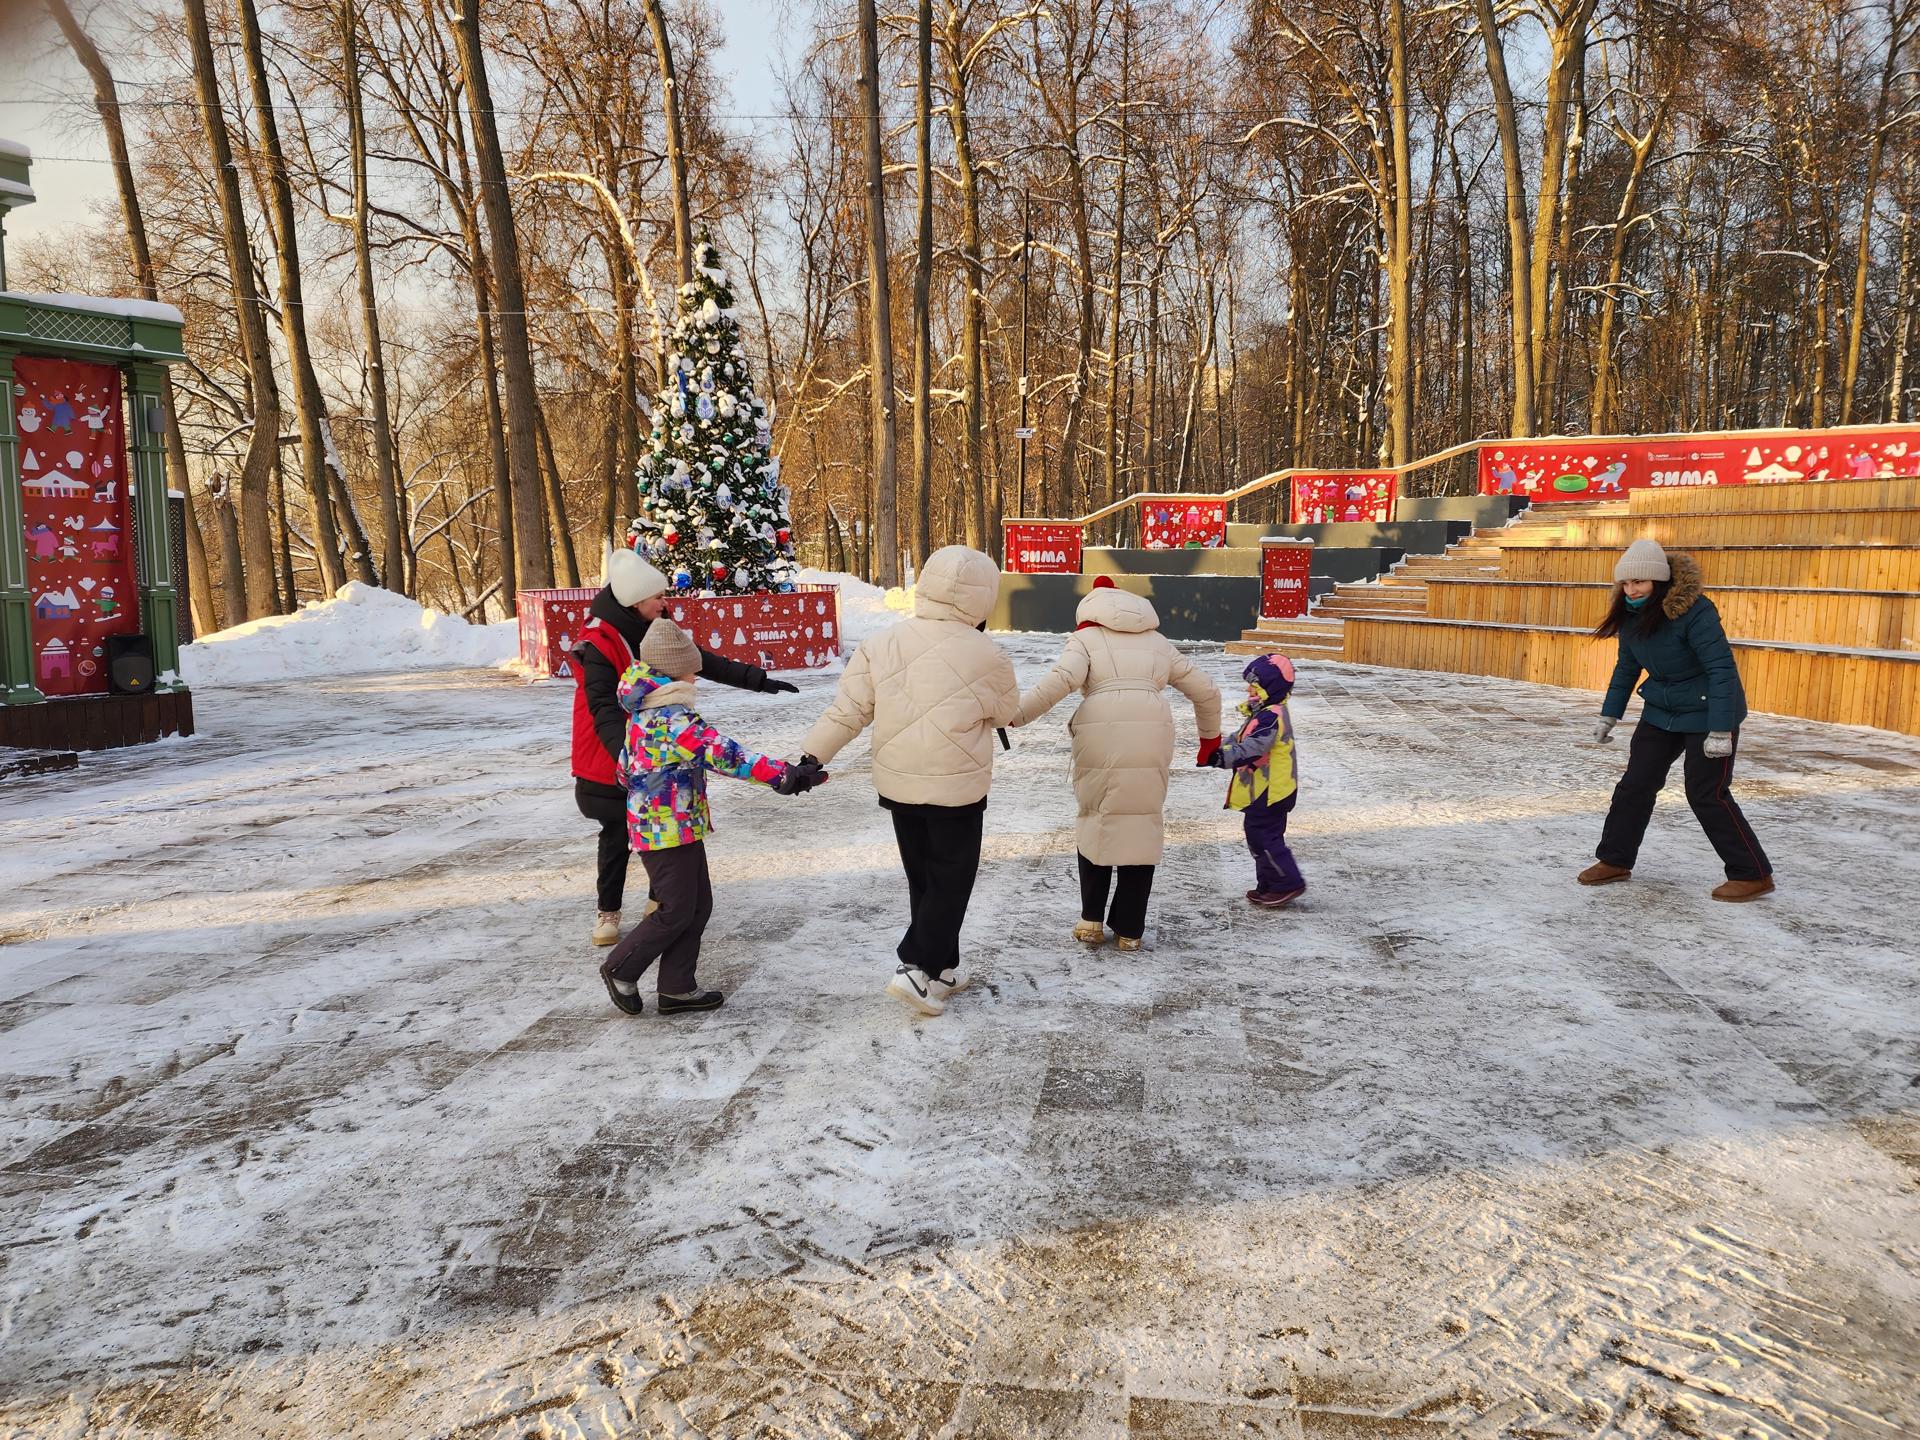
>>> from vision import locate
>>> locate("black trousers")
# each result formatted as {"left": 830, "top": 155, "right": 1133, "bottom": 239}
{"left": 575, "top": 778, "right": 630, "bottom": 913}
{"left": 1597, "top": 721, "right": 1771, "bottom": 881}
{"left": 1078, "top": 852, "right": 1155, "bottom": 940}
{"left": 888, "top": 802, "right": 985, "bottom": 978}
{"left": 606, "top": 841, "right": 714, "bottom": 992}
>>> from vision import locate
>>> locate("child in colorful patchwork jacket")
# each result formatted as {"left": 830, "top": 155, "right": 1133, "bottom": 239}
{"left": 598, "top": 620, "right": 825, "bottom": 1017}
{"left": 1204, "top": 653, "right": 1305, "bottom": 908}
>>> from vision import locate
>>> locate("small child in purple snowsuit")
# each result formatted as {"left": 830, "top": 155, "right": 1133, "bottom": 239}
{"left": 1205, "top": 653, "right": 1304, "bottom": 908}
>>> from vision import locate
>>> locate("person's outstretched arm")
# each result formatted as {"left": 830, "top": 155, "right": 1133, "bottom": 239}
{"left": 798, "top": 643, "right": 877, "bottom": 764}
{"left": 698, "top": 645, "right": 798, "bottom": 695}
{"left": 1014, "top": 638, "right": 1089, "bottom": 728}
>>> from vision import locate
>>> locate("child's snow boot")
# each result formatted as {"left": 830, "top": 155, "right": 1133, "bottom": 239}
{"left": 658, "top": 989, "right": 725, "bottom": 1014}
{"left": 599, "top": 955, "right": 644, "bottom": 1016}
{"left": 1072, "top": 919, "right": 1106, "bottom": 946}
{"left": 1247, "top": 886, "right": 1304, "bottom": 909}
{"left": 592, "top": 911, "right": 622, "bottom": 946}
{"left": 886, "top": 965, "right": 946, "bottom": 1016}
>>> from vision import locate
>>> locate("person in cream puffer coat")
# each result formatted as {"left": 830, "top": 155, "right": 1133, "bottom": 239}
{"left": 800, "top": 545, "right": 1021, "bottom": 1015}
{"left": 1014, "top": 579, "right": 1221, "bottom": 949}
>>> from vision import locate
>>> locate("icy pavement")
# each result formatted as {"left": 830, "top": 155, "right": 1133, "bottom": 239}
{"left": 2, "top": 639, "right": 1918, "bottom": 1439}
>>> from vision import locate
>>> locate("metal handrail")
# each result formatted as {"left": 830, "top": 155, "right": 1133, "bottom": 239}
{"left": 1014, "top": 420, "right": 1920, "bottom": 532}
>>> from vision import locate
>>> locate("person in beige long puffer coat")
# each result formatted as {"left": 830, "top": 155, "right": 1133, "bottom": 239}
{"left": 799, "top": 545, "right": 1021, "bottom": 1016}
{"left": 1013, "top": 578, "right": 1222, "bottom": 950}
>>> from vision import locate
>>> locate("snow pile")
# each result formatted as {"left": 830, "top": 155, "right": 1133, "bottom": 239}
{"left": 179, "top": 582, "right": 517, "bottom": 687}
{"left": 795, "top": 568, "right": 915, "bottom": 646}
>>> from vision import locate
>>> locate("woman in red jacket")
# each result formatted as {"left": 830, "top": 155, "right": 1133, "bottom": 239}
{"left": 571, "top": 550, "right": 798, "bottom": 946}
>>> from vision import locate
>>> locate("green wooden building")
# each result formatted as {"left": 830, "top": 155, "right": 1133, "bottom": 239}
{"left": 2, "top": 141, "right": 193, "bottom": 750}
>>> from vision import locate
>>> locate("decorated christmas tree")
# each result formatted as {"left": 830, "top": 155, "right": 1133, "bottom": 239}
{"left": 625, "top": 235, "right": 798, "bottom": 597}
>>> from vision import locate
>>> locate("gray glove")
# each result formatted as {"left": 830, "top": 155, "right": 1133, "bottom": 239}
{"left": 1593, "top": 716, "right": 1618, "bottom": 745}
{"left": 1702, "top": 731, "right": 1733, "bottom": 759}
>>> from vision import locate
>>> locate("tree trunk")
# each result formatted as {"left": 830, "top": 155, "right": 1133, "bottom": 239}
{"left": 536, "top": 404, "right": 580, "bottom": 587}
{"left": 338, "top": 0, "right": 405, "bottom": 591}
{"left": 1589, "top": 99, "right": 1669, "bottom": 434}
{"left": 1385, "top": 0, "right": 1415, "bottom": 464}
{"left": 451, "top": 0, "right": 556, "bottom": 600}
{"left": 1472, "top": 0, "right": 1537, "bottom": 435}
{"left": 642, "top": 0, "right": 694, "bottom": 286}
{"left": 856, "top": 0, "right": 900, "bottom": 586}
{"left": 910, "top": 0, "right": 934, "bottom": 567}
{"left": 1841, "top": 5, "right": 1908, "bottom": 424}
{"left": 214, "top": 484, "right": 246, "bottom": 624}
{"left": 181, "top": 0, "right": 284, "bottom": 617}
{"left": 944, "top": 10, "right": 989, "bottom": 554}
{"left": 237, "top": 0, "right": 369, "bottom": 589}
{"left": 1104, "top": 21, "right": 1130, "bottom": 509}
{"left": 48, "top": 0, "right": 218, "bottom": 635}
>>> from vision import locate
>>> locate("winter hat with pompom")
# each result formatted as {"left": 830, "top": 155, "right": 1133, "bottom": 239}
{"left": 639, "top": 618, "right": 701, "bottom": 678}
{"left": 1613, "top": 539, "right": 1671, "bottom": 584}
{"left": 608, "top": 548, "right": 669, "bottom": 606}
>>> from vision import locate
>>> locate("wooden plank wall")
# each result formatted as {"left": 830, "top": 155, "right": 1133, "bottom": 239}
{"left": 1500, "top": 510, "right": 1920, "bottom": 549}
{"left": 1344, "top": 618, "right": 1920, "bottom": 734}
{"left": 1629, "top": 475, "right": 1920, "bottom": 515}
{"left": 1425, "top": 579, "right": 1920, "bottom": 649}
{"left": 1496, "top": 546, "right": 1920, "bottom": 590}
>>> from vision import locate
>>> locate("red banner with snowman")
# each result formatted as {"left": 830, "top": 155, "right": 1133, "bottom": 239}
{"left": 1478, "top": 426, "right": 1920, "bottom": 502}
{"left": 1137, "top": 498, "right": 1226, "bottom": 549}
{"left": 1290, "top": 471, "right": 1396, "bottom": 524}
{"left": 14, "top": 356, "right": 137, "bottom": 697}
{"left": 517, "top": 585, "right": 841, "bottom": 679}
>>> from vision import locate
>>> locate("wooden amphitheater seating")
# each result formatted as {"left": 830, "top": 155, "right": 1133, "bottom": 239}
{"left": 1336, "top": 473, "right": 1920, "bottom": 735}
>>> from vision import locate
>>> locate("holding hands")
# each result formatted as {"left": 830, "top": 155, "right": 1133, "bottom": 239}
{"left": 1196, "top": 736, "right": 1222, "bottom": 768}
{"left": 775, "top": 756, "right": 829, "bottom": 795}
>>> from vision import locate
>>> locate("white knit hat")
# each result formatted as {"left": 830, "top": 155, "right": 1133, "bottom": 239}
{"left": 1613, "top": 539, "right": 1671, "bottom": 583}
{"left": 607, "top": 549, "right": 668, "bottom": 605}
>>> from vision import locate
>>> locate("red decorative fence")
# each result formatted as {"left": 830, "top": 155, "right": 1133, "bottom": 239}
{"left": 1138, "top": 498, "right": 1227, "bottom": 549}
{"left": 1290, "top": 471, "right": 1396, "bottom": 524}
{"left": 518, "top": 585, "right": 841, "bottom": 679}
{"left": 1259, "top": 540, "right": 1314, "bottom": 619}
{"left": 1004, "top": 521, "right": 1084, "bottom": 574}
{"left": 1478, "top": 426, "right": 1920, "bottom": 502}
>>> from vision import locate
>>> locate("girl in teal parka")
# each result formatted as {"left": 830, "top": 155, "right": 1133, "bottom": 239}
{"left": 1581, "top": 540, "right": 1774, "bottom": 901}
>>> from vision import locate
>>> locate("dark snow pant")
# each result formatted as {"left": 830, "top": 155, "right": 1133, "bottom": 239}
{"left": 888, "top": 802, "right": 985, "bottom": 979}
{"left": 1245, "top": 796, "right": 1305, "bottom": 895}
{"left": 606, "top": 842, "right": 713, "bottom": 993}
{"left": 575, "top": 778, "right": 631, "bottom": 914}
{"left": 1597, "top": 721, "right": 1771, "bottom": 881}
{"left": 1078, "top": 853, "right": 1155, "bottom": 941}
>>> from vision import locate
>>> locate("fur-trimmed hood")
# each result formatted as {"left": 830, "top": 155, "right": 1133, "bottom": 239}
{"left": 1660, "top": 553, "right": 1703, "bottom": 618}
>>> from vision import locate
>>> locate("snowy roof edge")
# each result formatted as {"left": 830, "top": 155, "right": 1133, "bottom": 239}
{"left": 0, "top": 291, "right": 184, "bottom": 325}
{"left": 0, "top": 140, "right": 29, "bottom": 160}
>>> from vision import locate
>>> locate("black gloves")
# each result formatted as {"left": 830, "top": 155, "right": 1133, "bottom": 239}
{"left": 774, "top": 760, "right": 827, "bottom": 795}
{"left": 761, "top": 677, "right": 801, "bottom": 695}
{"left": 1203, "top": 748, "right": 1230, "bottom": 768}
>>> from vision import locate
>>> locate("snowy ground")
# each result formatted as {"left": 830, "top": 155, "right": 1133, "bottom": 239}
{"left": 2, "top": 637, "right": 1918, "bottom": 1439}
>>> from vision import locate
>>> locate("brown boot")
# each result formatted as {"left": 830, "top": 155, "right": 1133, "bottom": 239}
{"left": 1578, "top": 862, "right": 1632, "bottom": 886}
{"left": 1711, "top": 876, "right": 1775, "bottom": 903}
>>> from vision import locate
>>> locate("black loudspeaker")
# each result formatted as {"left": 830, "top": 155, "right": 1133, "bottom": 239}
{"left": 107, "top": 634, "right": 156, "bottom": 695}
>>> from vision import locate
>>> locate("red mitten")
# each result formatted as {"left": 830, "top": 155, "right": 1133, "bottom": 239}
{"left": 1196, "top": 736, "right": 1221, "bottom": 767}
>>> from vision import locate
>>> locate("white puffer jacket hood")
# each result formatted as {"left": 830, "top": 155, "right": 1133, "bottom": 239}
{"left": 800, "top": 546, "right": 1020, "bottom": 806}
{"left": 914, "top": 545, "right": 1001, "bottom": 626}
{"left": 1074, "top": 585, "right": 1158, "bottom": 634}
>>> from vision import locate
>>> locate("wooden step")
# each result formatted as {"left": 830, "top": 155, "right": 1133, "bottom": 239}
{"left": 1226, "top": 639, "right": 1345, "bottom": 658}
{"left": 1497, "top": 544, "right": 1920, "bottom": 590}
{"left": 1497, "top": 508, "right": 1920, "bottom": 549}
{"left": 1628, "top": 473, "right": 1920, "bottom": 516}
{"left": 1342, "top": 615, "right": 1920, "bottom": 734}
{"left": 1424, "top": 577, "right": 1920, "bottom": 650}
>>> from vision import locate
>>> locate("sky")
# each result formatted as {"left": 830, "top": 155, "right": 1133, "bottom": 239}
{"left": 0, "top": 0, "right": 803, "bottom": 262}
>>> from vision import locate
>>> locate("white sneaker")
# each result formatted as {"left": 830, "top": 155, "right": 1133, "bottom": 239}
{"left": 591, "top": 911, "right": 621, "bottom": 946}
{"left": 928, "top": 967, "right": 970, "bottom": 1003}
{"left": 886, "top": 965, "right": 946, "bottom": 1016}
